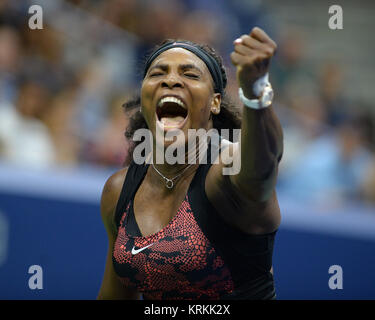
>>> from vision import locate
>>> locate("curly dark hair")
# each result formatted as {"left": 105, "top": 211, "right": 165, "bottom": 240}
{"left": 123, "top": 39, "right": 242, "bottom": 162}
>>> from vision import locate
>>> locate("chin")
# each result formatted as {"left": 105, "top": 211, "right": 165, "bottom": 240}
{"left": 155, "top": 125, "right": 188, "bottom": 148}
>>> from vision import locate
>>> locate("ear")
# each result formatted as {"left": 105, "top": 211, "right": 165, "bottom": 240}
{"left": 210, "top": 93, "right": 221, "bottom": 115}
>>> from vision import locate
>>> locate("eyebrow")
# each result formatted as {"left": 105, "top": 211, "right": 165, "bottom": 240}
{"left": 148, "top": 63, "right": 203, "bottom": 74}
{"left": 180, "top": 64, "right": 203, "bottom": 74}
{"left": 148, "top": 63, "right": 168, "bottom": 73}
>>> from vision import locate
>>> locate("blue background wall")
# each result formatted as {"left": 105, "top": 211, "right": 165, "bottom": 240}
{"left": 0, "top": 164, "right": 374, "bottom": 300}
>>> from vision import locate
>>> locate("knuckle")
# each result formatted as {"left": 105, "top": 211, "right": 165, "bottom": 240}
{"left": 263, "top": 45, "right": 275, "bottom": 56}
{"left": 251, "top": 26, "right": 260, "bottom": 33}
{"left": 230, "top": 52, "right": 238, "bottom": 61}
{"left": 266, "top": 47, "right": 274, "bottom": 56}
{"left": 240, "top": 34, "right": 249, "bottom": 41}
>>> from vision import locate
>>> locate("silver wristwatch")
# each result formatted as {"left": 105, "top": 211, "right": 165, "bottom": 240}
{"left": 238, "top": 73, "right": 274, "bottom": 110}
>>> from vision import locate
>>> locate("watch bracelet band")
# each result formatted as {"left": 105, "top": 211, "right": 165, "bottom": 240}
{"left": 238, "top": 87, "right": 272, "bottom": 110}
{"left": 238, "top": 73, "right": 272, "bottom": 110}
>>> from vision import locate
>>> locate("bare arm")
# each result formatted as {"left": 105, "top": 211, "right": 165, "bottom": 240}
{"left": 206, "top": 27, "right": 283, "bottom": 234}
{"left": 233, "top": 105, "right": 283, "bottom": 201}
{"left": 97, "top": 168, "right": 141, "bottom": 300}
{"left": 230, "top": 27, "right": 283, "bottom": 201}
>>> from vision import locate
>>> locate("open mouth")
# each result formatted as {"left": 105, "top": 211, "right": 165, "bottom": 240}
{"left": 156, "top": 96, "right": 188, "bottom": 128}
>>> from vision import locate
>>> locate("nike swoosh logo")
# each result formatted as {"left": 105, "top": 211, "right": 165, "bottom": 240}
{"left": 131, "top": 243, "right": 154, "bottom": 255}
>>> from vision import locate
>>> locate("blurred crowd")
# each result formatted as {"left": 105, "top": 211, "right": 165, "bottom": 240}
{"left": 0, "top": 0, "right": 374, "bottom": 207}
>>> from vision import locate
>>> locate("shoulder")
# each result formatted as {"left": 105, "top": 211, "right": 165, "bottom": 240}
{"left": 100, "top": 167, "right": 129, "bottom": 235}
{"left": 102, "top": 167, "right": 129, "bottom": 200}
{"left": 206, "top": 139, "right": 238, "bottom": 181}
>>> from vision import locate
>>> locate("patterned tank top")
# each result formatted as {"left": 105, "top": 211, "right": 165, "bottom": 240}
{"left": 112, "top": 140, "right": 277, "bottom": 299}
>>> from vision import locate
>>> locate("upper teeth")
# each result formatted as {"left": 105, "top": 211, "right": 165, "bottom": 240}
{"left": 158, "top": 96, "right": 185, "bottom": 109}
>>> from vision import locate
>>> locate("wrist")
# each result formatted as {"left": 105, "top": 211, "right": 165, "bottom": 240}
{"left": 239, "top": 72, "right": 270, "bottom": 99}
{"left": 240, "top": 89, "right": 258, "bottom": 100}
{"left": 238, "top": 73, "right": 273, "bottom": 110}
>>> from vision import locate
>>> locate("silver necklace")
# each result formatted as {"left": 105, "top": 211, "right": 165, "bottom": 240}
{"left": 151, "top": 163, "right": 194, "bottom": 189}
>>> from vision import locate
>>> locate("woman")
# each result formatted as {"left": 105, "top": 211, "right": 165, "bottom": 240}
{"left": 98, "top": 27, "right": 283, "bottom": 300}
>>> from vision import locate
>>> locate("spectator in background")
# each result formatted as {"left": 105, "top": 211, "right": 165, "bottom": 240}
{"left": 89, "top": 94, "right": 133, "bottom": 168}
{"left": 0, "top": 80, "right": 57, "bottom": 168}
{"left": 20, "top": 24, "right": 69, "bottom": 95}
{"left": 279, "top": 108, "right": 373, "bottom": 207}
{"left": 318, "top": 61, "right": 349, "bottom": 126}
{"left": 74, "top": 59, "right": 113, "bottom": 147}
{"left": 135, "top": 0, "right": 186, "bottom": 56}
{"left": 96, "top": 0, "right": 139, "bottom": 33}
{"left": 178, "top": 10, "right": 227, "bottom": 51}
{"left": 0, "top": 26, "right": 22, "bottom": 105}
{"left": 360, "top": 157, "right": 375, "bottom": 206}
{"left": 277, "top": 80, "right": 328, "bottom": 174}
{"left": 270, "top": 28, "right": 314, "bottom": 107}
{"left": 42, "top": 87, "right": 80, "bottom": 166}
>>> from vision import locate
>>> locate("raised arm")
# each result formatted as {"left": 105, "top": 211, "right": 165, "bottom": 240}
{"left": 206, "top": 27, "right": 283, "bottom": 234}
{"left": 97, "top": 168, "right": 141, "bottom": 300}
{"left": 230, "top": 27, "right": 283, "bottom": 202}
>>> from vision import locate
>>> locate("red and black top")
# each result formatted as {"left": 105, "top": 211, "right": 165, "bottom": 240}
{"left": 113, "top": 141, "right": 277, "bottom": 300}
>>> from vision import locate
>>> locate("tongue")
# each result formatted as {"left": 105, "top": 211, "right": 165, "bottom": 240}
{"left": 161, "top": 116, "right": 185, "bottom": 126}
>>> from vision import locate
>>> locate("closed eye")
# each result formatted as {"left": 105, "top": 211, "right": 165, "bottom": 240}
{"left": 149, "top": 72, "right": 164, "bottom": 77}
{"left": 184, "top": 72, "right": 200, "bottom": 79}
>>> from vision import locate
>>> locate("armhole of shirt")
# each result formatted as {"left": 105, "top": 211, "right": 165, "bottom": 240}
{"left": 189, "top": 138, "right": 278, "bottom": 286}
{"left": 113, "top": 162, "right": 139, "bottom": 229}
{"left": 113, "top": 165, "right": 132, "bottom": 230}
{"left": 114, "top": 161, "right": 150, "bottom": 230}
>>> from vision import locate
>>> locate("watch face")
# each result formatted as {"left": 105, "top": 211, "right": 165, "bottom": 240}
{"left": 261, "top": 85, "right": 274, "bottom": 107}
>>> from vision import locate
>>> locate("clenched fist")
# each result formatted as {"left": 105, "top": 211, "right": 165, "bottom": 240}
{"left": 230, "top": 27, "right": 277, "bottom": 100}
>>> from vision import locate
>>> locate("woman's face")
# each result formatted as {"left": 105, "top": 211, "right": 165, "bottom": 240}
{"left": 141, "top": 48, "right": 221, "bottom": 148}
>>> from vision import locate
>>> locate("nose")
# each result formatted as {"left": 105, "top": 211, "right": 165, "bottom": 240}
{"left": 161, "top": 72, "right": 183, "bottom": 89}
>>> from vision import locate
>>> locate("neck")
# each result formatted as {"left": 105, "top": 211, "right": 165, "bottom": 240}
{"left": 146, "top": 138, "right": 208, "bottom": 188}
{"left": 152, "top": 138, "right": 208, "bottom": 172}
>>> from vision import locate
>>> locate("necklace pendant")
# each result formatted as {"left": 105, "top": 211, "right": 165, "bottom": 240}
{"left": 165, "top": 178, "right": 174, "bottom": 189}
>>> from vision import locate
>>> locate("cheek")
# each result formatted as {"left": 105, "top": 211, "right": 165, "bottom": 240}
{"left": 190, "top": 102, "right": 212, "bottom": 129}
{"left": 200, "top": 105, "right": 211, "bottom": 119}
{"left": 198, "top": 95, "right": 212, "bottom": 119}
{"left": 141, "top": 85, "right": 151, "bottom": 108}
{"left": 140, "top": 84, "right": 156, "bottom": 119}
{"left": 141, "top": 78, "right": 158, "bottom": 103}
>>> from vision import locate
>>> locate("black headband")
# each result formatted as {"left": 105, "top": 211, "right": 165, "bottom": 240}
{"left": 143, "top": 41, "right": 225, "bottom": 95}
